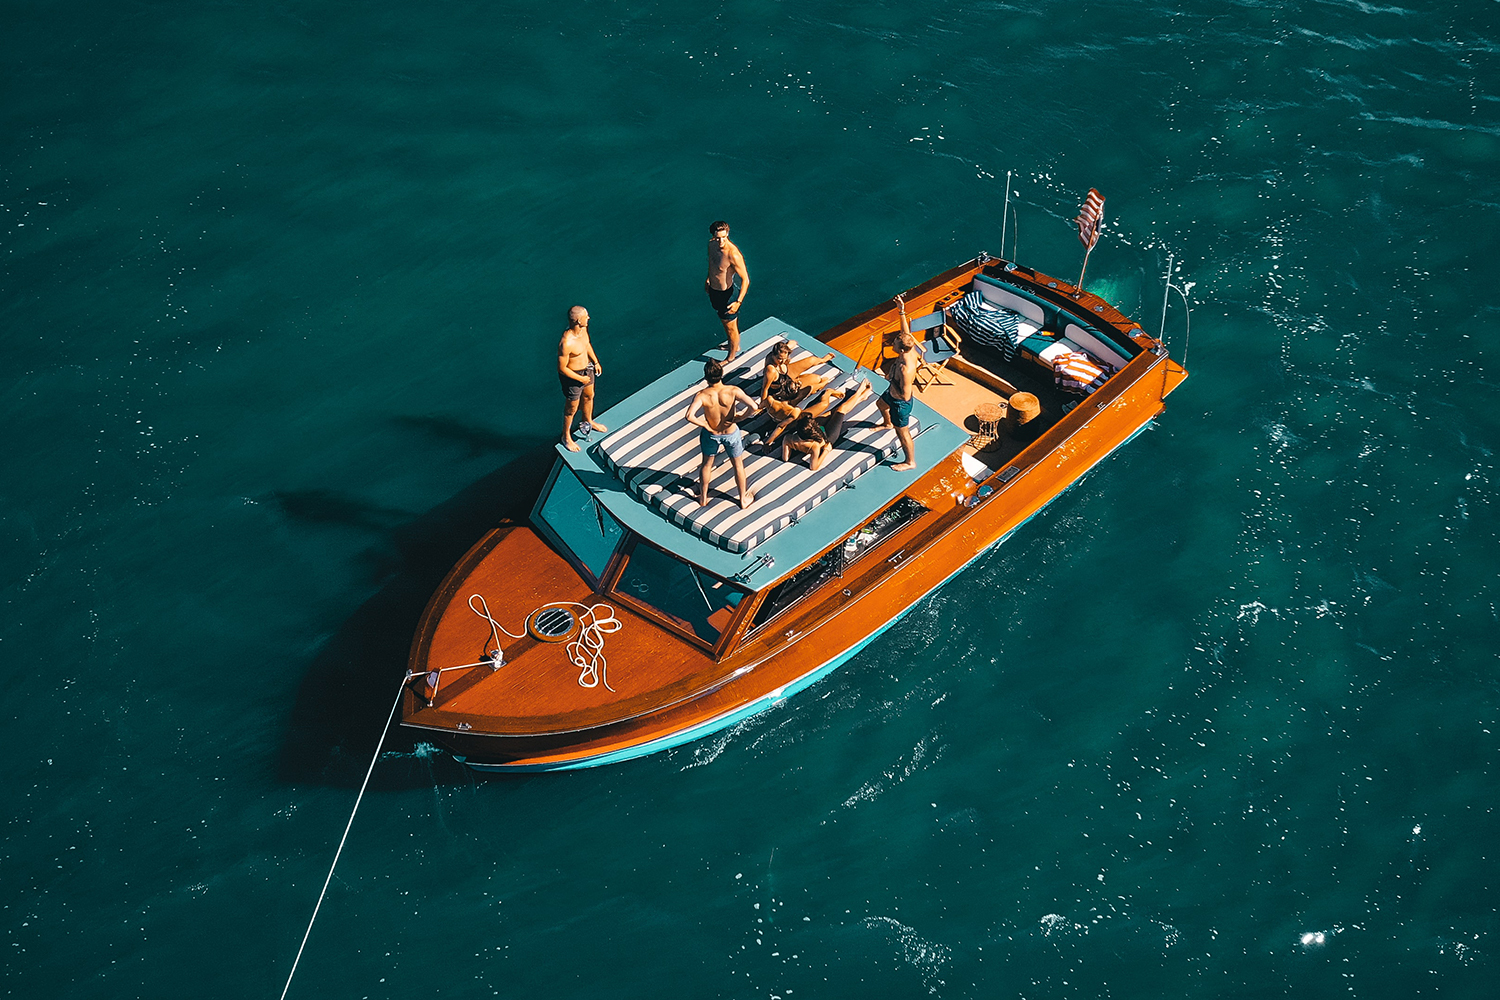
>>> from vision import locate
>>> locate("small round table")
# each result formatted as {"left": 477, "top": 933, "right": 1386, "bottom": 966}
{"left": 974, "top": 402, "right": 1006, "bottom": 441}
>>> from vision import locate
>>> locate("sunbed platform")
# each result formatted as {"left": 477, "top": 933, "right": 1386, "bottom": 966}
{"left": 596, "top": 336, "right": 917, "bottom": 553}
{"left": 552, "top": 319, "right": 970, "bottom": 581}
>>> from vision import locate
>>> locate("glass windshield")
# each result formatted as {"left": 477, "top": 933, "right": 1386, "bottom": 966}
{"left": 614, "top": 541, "right": 748, "bottom": 645}
{"left": 535, "top": 464, "right": 623, "bottom": 583}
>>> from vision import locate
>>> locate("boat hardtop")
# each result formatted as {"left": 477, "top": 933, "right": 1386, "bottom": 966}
{"left": 566, "top": 319, "right": 969, "bottom": 573}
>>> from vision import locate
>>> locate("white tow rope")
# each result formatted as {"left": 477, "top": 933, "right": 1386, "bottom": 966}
{"left": 279, "top": 674, "right": 407, "bottom": 1000}
{"left": 280, "top": 595, "right": 623, "bottom": 997}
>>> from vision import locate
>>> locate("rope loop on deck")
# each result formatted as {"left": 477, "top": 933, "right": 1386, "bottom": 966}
{"left": 469, "top": 593, "right": 528, "bottom": 659}
{"left": 465, "top": 594, "right": 622, "bottom": 692}
{"left": 562, "top": 602, "right": 622, "bottom": 692}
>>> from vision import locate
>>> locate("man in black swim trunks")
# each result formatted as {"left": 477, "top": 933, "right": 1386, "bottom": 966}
{"left": 558, "top": 305, "right": 605, "bottom": 452}
{"left": 705, "top": 220, "right": 750, "bottom": 362}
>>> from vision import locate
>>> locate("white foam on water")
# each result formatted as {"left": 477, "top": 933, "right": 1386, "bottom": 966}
{"left": 862, "top": 916, "right": 951, "bottom": 994}
{"left": 1038, "top": 913, "right": 1091, "bottom": 940}
{"left": 838, "top": 733, "right": 941, "bottom": 810}
{"left": 380, "top": 741, "right": 443, "bottom": 760}
{"left": 678, "top": 717, "right": 758, "bottom": 770}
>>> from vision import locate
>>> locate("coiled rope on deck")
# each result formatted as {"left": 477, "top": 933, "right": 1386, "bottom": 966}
{"left": 468, "top": 593, "right": 622, "bottom": 692}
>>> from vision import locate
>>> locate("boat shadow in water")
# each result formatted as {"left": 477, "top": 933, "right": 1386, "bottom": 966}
{"left": 275, "top": 439, "right": 558, "bottom": 789}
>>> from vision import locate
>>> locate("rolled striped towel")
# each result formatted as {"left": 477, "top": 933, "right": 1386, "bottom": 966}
{"left": 1052, "top": 350, "right": 1113, "bottom": 395}
{"left": 946, "top": 291, "right": 1020, "bottom": 361}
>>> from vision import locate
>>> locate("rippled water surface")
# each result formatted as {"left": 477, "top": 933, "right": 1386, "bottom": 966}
{"left": 4, "top": 1, "right": 1498, "bottom": 996}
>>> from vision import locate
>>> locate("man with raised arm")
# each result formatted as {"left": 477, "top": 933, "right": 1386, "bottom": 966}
{"left": 684, "top": 359, "right": 762, "bottom": 509}
{"left": 705, "top": 220, "right": 750, "bottom": 362}
{"left": 875, "top": 300, "right": 920, "bottom": 471}
{"left": 558, "top": 305, "right": 605, "bottom": 452}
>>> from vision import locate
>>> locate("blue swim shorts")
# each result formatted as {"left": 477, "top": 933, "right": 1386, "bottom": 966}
{"left": 699, "top": 427, "right": 746, "bottom": 459}
{"left": 881, "top": 389, "right": 914, "bottom": 428}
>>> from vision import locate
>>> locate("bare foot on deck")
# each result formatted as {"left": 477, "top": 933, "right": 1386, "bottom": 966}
{"left": 890, "top": 461, "right": 916, "bottom": 471}
{"left": 563, "top": 435, "right": 580, "bottom": 452}
{"left": 588, "top": 419, "right": 607, "bottom": 433}
{"left": 739, "top": 490, "right": 756, "bottom": 510}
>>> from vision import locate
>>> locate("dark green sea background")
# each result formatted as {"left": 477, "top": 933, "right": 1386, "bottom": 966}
{"left": 4, "top": 0, "right": 1497, "bottom": 996}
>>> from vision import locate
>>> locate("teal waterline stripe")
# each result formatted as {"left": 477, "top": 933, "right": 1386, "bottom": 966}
{"left": 462, "top": 417, "right": 1156, "bottom": 772}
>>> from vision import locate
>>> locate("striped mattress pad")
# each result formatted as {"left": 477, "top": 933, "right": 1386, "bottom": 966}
{"left": 595, "top": 338, "right": 913, "bottom": 554}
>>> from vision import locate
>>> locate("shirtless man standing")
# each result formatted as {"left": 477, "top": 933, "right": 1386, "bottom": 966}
{"left": 875, "top": 323, "right": 919, "bottom": 472}
{"left": 705, "top": 221, "right": 750, "bottom": 362}
{"left": 558, "top": 305, "right": 605, "bottom": 452}
{"left": 684, "top": 359, "right": 762, "bottom": 509}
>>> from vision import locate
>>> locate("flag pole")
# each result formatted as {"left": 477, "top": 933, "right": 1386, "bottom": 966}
{"left": 1076, "top": 243, "right": 1093, "bottom": 296}
{"left": 1072, "top": 189, "right": 1103, "bottom": 297}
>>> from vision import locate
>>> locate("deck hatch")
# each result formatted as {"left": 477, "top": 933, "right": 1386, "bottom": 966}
{"left": 528, "top": 606, "right": 578, "bottom": 642}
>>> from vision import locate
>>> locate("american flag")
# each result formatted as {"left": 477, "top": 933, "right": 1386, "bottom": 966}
{"left": 1074, "top": 189, "right": 1105, "bottom": 250}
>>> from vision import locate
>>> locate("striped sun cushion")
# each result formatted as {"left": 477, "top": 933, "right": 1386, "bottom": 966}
{"left": 595, "top": 338, "right": 911, "bottom": 553}
{"left": 1052, "top": 350, "right": 1113, "bottom": 395}
{"left": 946, "top": 291, "right": 1020, "bottom": 361}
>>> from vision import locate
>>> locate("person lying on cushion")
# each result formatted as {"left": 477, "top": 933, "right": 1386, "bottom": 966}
{"left": 761, "top": 338, "right": 835, "bottom": 407}
{"left": 778, "top": 380, "right": 875, "bottom": 472}
{"left": 762, "top": 377, "right": 867, "bottom": 449}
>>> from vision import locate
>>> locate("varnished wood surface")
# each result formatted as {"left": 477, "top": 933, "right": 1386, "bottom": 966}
{"left": 401, "top": 258, "right": 1188, "bottom": 765}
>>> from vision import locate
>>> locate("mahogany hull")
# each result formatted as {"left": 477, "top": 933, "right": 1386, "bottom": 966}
{"left": 401, "top": 259, "right": 1188, "bottom": 769}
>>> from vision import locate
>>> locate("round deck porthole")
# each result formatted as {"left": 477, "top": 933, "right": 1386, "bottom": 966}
{"left": 528, "top": 605, "right": 579, "bottom": 643}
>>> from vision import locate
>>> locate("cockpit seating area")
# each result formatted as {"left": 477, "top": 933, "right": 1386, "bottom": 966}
{"left": 956, "top": 273, "right": 1136, "bottom": 392}
{"left": 890, "top": 273, "right": 1144, "bottom": 461}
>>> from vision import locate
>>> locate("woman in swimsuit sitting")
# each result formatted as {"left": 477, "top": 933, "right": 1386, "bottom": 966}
{"left": 761, "top": 339, "right": 835, "bottom": 409}
{"left": 778, "top": 380, "right": 874, "bottom": 471}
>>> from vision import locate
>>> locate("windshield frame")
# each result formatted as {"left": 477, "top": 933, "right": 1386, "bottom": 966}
{"left": 604, "top": 534, "right": 755, "bottom": 657}
{"left": 530, "top": 461, "right": 627, "bottom": 590}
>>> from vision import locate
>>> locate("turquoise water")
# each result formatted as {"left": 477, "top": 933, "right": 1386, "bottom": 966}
{"left": 4, "top": 0, "right": 1497, "bottom": 995}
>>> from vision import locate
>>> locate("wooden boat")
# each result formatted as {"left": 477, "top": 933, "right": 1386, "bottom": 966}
{"left": 402, "top": 256, "right": 1188, "bottom": 770}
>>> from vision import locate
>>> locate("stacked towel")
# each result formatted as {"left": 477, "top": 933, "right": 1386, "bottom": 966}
{"left": 1052, "top": 350, "right": 1113, "bottom": 395}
